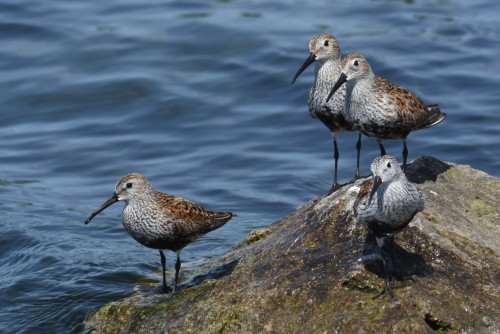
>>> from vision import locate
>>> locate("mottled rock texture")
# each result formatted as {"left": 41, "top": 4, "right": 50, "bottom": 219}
{"left": 85, "top": 157, "right": 499, "bottom": 334}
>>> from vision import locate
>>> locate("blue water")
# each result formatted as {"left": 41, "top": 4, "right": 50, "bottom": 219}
{"left": 0, "top": 0, "right": 499, "bottom": 332}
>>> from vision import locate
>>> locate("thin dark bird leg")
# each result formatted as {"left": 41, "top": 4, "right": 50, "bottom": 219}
{"left": 372, "top": 236, "right": 394, "bottom": 299}
{"left": 333, "top": 137, "right": 339, "bottom": 187}
{"left": 159, "top": 250, "right": 169, "bottom": 293}
{"left": 346, "top": 133, "right": 369, "bottom": 185}
{"left": 174, "top": 252, "right": 181, "bottom": 293}
{"left": 388, "top": 235, "right": 396, "bottom": 285}
{"left": 373, "top": 236, "right": 414, "bottom": 298}
{"left": 381, "top": 251, "right": 394, "bottom": 298}
{"left": 388, "top": 236, "right": 415, "bottom": 284}
{"left": 377, "top": 139, "right": 386, "bottom": 156}
{"left": 328, "top": 136, "right": 340, "bottom": 194}
{"left": 371, "top": 253, "right": 395, "bottom": 299}
{"left": 355, "top": 133, "right": 362, "bottom": 179}
{"left": 402, "top": 140, "right": 408, "bottom": 172}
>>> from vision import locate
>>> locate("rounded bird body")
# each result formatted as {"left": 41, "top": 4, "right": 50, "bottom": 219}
{"left": 355, "top": 171, "right": 424, "bottom": 235}
{"left": 85, "top": 173, "right": 233, "bottom": 293}
{"left": 355, "top": 155, "right": 424, "bottom": 233}
{"left": 121, "top": 188, "right": 230, "bottom": 251}
{"left": 344, "top": 67, "right": 439, "bottom": 140}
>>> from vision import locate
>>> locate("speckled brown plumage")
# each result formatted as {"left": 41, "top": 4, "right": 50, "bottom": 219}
{"left": 353, "top": 178, "right": 373, "bottom": 214}
{"left": 327, "top": 53, "right": 446, "bottom": 170}
{"left": 85, "top": 172, "right": 233, "bottom": 293}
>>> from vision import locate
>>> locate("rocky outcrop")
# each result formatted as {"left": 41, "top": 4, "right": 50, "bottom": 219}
{"left": 84, "top": 157, "right": 500, "bottom": 333}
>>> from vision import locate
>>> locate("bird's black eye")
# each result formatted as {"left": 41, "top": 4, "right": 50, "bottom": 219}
{"left": 387, "top": 162, "right": 392, "bottom": 168}
{"left": 126, "top": 182, "right": 133, "bottom": 189}
{"left": 353, "top": 60, "right": 359, "bottom": 66}
{"left": 324, "top": 40, "right": 329, "bottom": 46}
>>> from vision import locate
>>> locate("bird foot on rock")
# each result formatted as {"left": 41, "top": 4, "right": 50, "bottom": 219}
{"left": 371, "top": 277, "right": 415, "bottom": 299}
{"left": 157, "top": 285, "right": 173, "bottom": 294}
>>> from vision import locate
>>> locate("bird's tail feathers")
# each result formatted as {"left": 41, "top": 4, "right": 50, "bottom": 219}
{"left": 422, "top": 104, "right": 446, "bottom": 129}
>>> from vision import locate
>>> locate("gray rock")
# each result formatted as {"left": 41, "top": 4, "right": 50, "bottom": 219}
{"left": 84, "top": 156, "right": 500, "bottom": 334}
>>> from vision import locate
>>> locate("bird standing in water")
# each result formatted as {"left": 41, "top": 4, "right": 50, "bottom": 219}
{"left": 85, "top": 173, "right": 233, "bottom": 293}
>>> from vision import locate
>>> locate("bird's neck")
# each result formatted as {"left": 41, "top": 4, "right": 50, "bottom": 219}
{"left": 314, "top": 58, "right": 342, "bottom": 89}
{"left": 344, "top": 73, "right": 376, "bottom": 118}
{"left": 124, "top": 191, "right": 156, "bottom": 212}
{"left": 347, "top": 70, "right": 376, "bottom": 95}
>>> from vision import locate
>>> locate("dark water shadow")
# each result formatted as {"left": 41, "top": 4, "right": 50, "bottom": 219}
{"left": 181, "top": 258, "right": 240, "bottom": 289}
{"left": 321, "top": 156, "right": 451, "bottom": 199}
{"left": 362, "top": 231, "right": 434, "bottom": 282}
{"left": 142, "top": 259, "right": 240, "bottom": 295}
{"left": 405, "top": 156, "right": 452, "bottom": 184}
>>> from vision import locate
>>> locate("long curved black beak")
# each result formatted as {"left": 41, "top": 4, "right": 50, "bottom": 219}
{"left": 291, "top": 52, "right": 316, "bottom": 84}
{"left": 326, "top": 73, "right": 347, "bottom": 102}
{"left": 84, "top": 193, "right": 119, "bottom": 225}
{"left": 368, "top": 176, "right": 382, "bottom": 206}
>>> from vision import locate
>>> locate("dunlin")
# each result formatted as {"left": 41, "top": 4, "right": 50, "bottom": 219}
{"left": 291, "top": 34, "right": 357, "bottom": 192}
{"left": 354, "top": 155, "right": 424, "bottom": 295}
{"left": 326, "top": 54, "right": 446, "bottom": 170}
{"left": 84, "top": 173, "right": 233, "bottom": 293}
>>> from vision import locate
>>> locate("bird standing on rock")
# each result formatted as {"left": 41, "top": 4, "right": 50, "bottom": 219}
{"left": 84, "top": 173, "right": 233, "bottom": 293}
{"left": 327, "top": 53, "right": 446, "bottom": 171}
{"left": 354, "top": 155, "right": 424, "bottom": 295}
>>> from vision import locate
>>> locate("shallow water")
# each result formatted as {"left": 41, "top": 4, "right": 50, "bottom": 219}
{"left": 0, "top": 0, "right": 498, "bottom": 332}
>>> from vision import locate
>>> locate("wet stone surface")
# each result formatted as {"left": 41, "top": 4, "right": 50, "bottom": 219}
{"left": 85, "top": 156, "right": 500, "bottom": 334}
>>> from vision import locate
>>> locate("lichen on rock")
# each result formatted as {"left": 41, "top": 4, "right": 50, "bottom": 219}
{"left": 85, "top": 157, "right": 500, "bottom": 334}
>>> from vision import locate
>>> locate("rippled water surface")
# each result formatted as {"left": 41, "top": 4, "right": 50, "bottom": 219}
{"left": 0, "top": 0, "right": 499, "bottom": 332}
